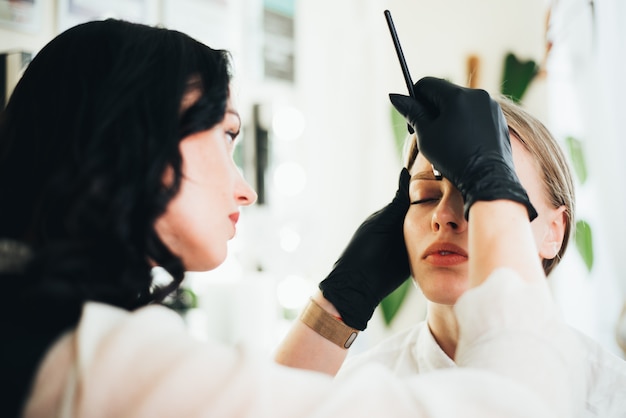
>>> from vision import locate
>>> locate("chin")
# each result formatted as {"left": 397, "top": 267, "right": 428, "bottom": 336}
{"left": 414, "top": 275, "right": 469, "bottom": 305}
{"left": 425, "top": 292, "right": 463, "bottom": 306}
{"left": 184, "top": 250, "right": 227, "bottom": 272}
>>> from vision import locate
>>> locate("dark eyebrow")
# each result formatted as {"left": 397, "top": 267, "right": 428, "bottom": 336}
{"left": 186, "top": 77, "right": 203, "bottom": 91}
{"left": 226, "top": 109, "right": 240, "bottom": 120}
{"left": 410, "top": 170, "right": 439, "bottom": 182}
{"left": 225, "top": 109, "right": 241, "bottom": 131}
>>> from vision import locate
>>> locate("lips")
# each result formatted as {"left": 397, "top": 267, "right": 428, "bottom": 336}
{"left": 227, "top": 212, "right": 240, "bottom": 239}
{"left": 422, "top": 242, "right": 468, "bottom": 267}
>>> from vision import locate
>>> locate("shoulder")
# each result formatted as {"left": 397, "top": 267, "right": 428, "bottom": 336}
{"left": 572, "top": 329, "right": 626, "bottom": 417}
{"left": 573, "top": 327, "right": 626, "bottom": 378}
{"left": 24, "top": 302, "right": 230, "bottom": 417}
{"left": 368, "top": 323, "right": 427, "bottom": 355}
{"left": 77, "top": 301, "right": 237, "bottom": 372}
{"left": 71, "top": 302, "right": 249, "bottom": 415}
{"left": 77, "top": 301, "right": 241, "bottom": 374}
{"left": 337, "top": 322, "right": 426, "bottom": 379}
{"left": 79, "top": 301, "right": 188, "bottom": 342}
{"left": 80, "top": 302, "right": 183, "bottom": 333}
{"left": 76, "top": 302, "right": 199, "bottom": 363}
{"left": 353, "top": 323, "right": 426, "bottom": 360}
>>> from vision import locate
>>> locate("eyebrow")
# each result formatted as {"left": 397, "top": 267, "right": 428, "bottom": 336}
{"left": 186, "top": 77, "right": 203, "bottom": 91}
{"left": 226, "top": 109, "right": 240, "bottom": 118}
{"left": 226, "top": 109, "right": 241, "bottom": 126}
{"left": 225, "top": 109, "right": 242, "bottom": 139}
{"left": 410, "top": 170, "right": 439, "bottom": 182}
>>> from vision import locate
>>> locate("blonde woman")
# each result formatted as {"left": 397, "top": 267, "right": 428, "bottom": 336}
{"left": 335, "top": 80, "right": 626, "bottom": 418}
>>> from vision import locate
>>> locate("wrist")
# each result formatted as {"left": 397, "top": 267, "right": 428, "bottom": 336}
{"left": 311, "top": 290, "right": 341, "bottom": 318}
{"left": 461, "top": 153, "right": 537, "bottom": 221}
{"left": 300, "top": 297, "right": 359, "bottom": 349}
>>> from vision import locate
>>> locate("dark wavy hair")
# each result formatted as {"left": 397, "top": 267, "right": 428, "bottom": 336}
{"left": 0, "top": 19, "right": 232, "bottom": 414}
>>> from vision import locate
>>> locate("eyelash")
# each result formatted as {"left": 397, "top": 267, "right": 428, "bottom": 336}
{"left": 411, "top": 198, "right": 439, "bottom": 205}
{"left": 226, "top": 130, "right": 239, "bottom": 144}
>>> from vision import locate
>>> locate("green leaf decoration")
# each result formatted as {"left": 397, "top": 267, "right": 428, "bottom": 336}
{"left": 575, "top": 220, "right": 594, "bottom": 272}
{"left": 390, "top": 106, "right": 409, "bottom": 159}
{"left": 500, "top": 52, "right": 539, "bottom": 103}
{"left": 165, "top": 287, "right": 198, "bottom": 313}
{"left": 380, "top": 278, "right": 411, "bottom": 326}
{"left": 565, "top": 136, "right": 588, "bottom": 185}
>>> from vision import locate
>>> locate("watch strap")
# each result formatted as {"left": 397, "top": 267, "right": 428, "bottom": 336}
{"left": 300, "top": 298, "right": 359, "bottom": 349}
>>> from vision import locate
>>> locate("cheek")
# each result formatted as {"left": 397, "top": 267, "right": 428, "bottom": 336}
{"left": 154, "top": 166, "right": 229, "bottom": 270}
{"left": 156, "top": 130, "right": 237, "bottom": 271}
{"left": 403, "top": 209, "right": 426, "bottom": 257}
{"left": 155, "top": 188, "right": 226, "bottom": 271}
{"left": 529, "top": 212, "right": 550, "bottom": 251}
{"left": 511, "top": 140, "right": 546, "bottom": 215}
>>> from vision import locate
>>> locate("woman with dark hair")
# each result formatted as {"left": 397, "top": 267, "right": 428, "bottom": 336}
{"left": 0, "top": 19, "right": 248, "bottom": 415}
{"left": 1, "top": 19, "right": 583, "bottom": 417}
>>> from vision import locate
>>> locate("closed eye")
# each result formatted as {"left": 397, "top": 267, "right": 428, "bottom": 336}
{"left": 411, "top": 198, "right": 439, "bottom": 205}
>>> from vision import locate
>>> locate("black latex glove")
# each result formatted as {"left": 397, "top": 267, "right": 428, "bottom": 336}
{"left": 389, "top": 77, "right": 537, "bottom": 221}
{"left": 319, "top": 168, "right": 411, "bottom": 331}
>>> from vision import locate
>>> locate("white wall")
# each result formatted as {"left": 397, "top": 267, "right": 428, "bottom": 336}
{"left": 545, "top": 0, "right": 626, "bottom": 357}
{"left": 291, "top": 0, "right": 553, "bottom": 346}
{"left": 0, "top": 2, "right": 55, "bottom": 53}
{"left": 9, "top": 1, "right": 613, "bottom": 355}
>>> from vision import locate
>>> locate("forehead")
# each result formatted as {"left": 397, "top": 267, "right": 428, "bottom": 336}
{"left": 412, "top": 135, "right": 534, "bottom": 173}
{"left": 410, "top": 137, "right": 546, "bottom": 204}
{"left": 411, "top": 153, "right": 436, "bottom": 174}
{"left": 408, "top": 161, "right": 440, "bottom": 182}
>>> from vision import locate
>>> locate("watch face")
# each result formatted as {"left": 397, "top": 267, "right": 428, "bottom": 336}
{"left": 344, "top": 331, "right": 358, "bottom": 349}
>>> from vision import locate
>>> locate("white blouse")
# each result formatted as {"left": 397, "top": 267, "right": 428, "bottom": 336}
{"left": 23, "top": 268, "right": 586, "bottom": 417}
{"left": 337, "top": 288, "right": 626, "bottom": 417}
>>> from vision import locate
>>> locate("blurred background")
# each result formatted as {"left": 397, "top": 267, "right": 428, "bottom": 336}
{"left": 1, "top": 0, "right": 625, "bottom": 359}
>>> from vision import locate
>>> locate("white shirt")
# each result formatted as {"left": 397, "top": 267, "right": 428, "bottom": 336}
{"left": 23, "top": 269, "right": 586, "bottom": 417}
{"left": 337, "top": 311, "right": 626, "bottom": 417}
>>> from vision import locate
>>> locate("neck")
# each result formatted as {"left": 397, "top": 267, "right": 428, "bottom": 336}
{"left": 426, "top": 302, "right": 459, "bottom": 360}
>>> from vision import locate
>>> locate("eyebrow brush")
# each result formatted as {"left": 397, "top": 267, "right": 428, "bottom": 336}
{"left": 384, "top": 10, "right": 442, "bottom": 179}
{"left": 384, "top": 10, "right": 415, "bottom": 99}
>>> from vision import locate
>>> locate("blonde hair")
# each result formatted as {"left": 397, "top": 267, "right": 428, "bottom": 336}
{"left": 403, "top": 96, "right": 575, "bottom": 276}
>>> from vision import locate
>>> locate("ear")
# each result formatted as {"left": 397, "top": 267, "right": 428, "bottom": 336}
{"left": 538, "top": 206, "right": 567, "bottom": 260}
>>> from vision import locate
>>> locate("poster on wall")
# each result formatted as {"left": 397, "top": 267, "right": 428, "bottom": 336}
{"left": 263, "top": 0, "right": 295, "bottom": 82}
{"left": 0, "top": 0, "right": 42, "bottom": 33}
{"left": 162, "top": 0, "right": 232, "bottom": 49}
{"left": 57, "top": 0, "right": 159, "bottom": 33}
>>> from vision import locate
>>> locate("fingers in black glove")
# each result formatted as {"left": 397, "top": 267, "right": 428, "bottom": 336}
{"left": 389, "top": 77, "right": 537, "bottom": 221}
{"left": 319, "top": 168, "right": 411, "bottom": 330}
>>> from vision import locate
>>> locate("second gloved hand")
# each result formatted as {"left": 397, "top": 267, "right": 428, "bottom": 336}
{"left": 318, "top": 168, "right": 411, "bottom": 331}
{"left": 389, "top": 77, "right": 537, "bottom": 221}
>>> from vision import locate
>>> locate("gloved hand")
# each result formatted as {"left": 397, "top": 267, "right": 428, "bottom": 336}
{"left": 319, "top": 168, "right": 411, "bottom": 331}
{"left": 389, "top": 77, "right": 537, "bottom": 221}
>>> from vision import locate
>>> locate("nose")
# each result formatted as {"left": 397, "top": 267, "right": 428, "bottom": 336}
{"left": 235, "top": 169, "right": 257, "bottom": 206}
{"left": 431, "top": 192, "right": 466, "bottom": 233}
